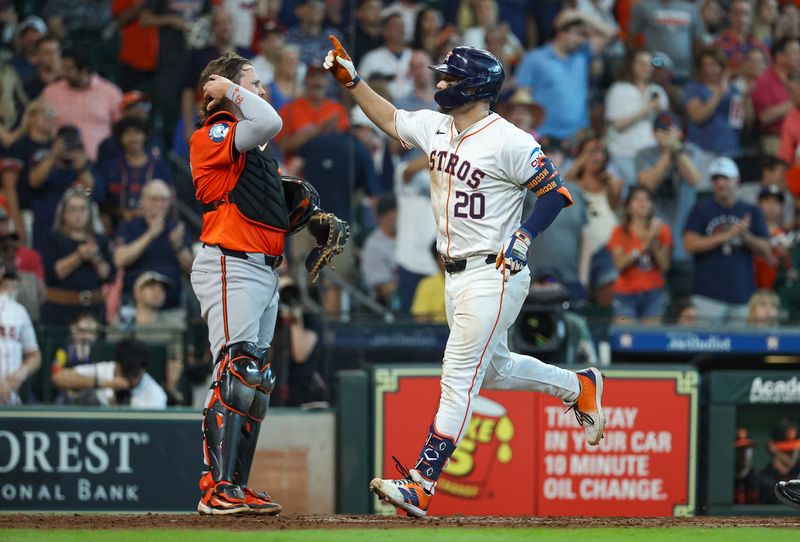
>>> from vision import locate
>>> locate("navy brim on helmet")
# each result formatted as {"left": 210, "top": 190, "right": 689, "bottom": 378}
{"left": 429, "top": 46, "right": 505, "bottom": 110}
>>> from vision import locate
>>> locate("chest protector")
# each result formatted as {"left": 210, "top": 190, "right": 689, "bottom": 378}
{"left": 230, "top": 144, "right": 289, "bottom": 230}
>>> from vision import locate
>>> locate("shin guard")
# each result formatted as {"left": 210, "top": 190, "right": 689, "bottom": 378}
{"left": 413, "top": 423, "right": 457, "bottom": 492}
{"left": 234, "top": 354, "right": 275, "bottom": 487}
{"left": 202, "top": 342, "right": 263, "bottom": 484}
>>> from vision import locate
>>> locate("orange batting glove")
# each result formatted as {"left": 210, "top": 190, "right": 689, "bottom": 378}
{"left": 323, "top": 35, "right": 361, "bottom": 89}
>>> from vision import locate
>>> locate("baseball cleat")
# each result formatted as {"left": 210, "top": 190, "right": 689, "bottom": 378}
{"left": 197, "top": 481, "right": 249, "bottom": 515}
{"left": 242, "top": 487, "right": 282, "bottom": 515}
{"left": 775, "top": 480, "right": 800, "bottom": 508}
{"left": 566, "top": 367, "right": 606, "bottom": 446}
{"left": 369, "top": 459, "right": 431, "bottom": 518}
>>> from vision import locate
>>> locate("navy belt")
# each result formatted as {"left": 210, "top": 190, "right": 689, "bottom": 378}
{"left": 205, "top": 244, "right": 283, "bottom": 269}
{"left": 443, "top": 254, "right": 496, "bottom": 275}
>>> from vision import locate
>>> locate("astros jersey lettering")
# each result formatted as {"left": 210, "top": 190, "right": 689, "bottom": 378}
{"left": 394, "top": 110, "right": 569, "bottom": 259}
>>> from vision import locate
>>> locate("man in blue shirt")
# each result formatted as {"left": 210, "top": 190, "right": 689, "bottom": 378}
{"left": 683, "top": 157, "right": 771, "bottom": 324}
{"left": 516, "top": 9, "right": 614, "bottom": 141}
{"left": 113, "top": 179, "right": 193, "bottom": 312}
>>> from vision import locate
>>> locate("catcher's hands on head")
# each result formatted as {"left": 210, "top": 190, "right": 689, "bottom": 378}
{"left": 324, "top": 35, "right": 361, "bottom": 88}
{"left": 306, "top": 211, "right": 350, "bottom": 283}
{"left": 496, "top": 228, "right": 532, "bottom": 281}
{"left": 204, "top": 74, "right": 234, "bottom": 110}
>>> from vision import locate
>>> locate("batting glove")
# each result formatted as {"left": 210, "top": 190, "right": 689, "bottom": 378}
{"left": 324, "top": 35, "right": 361, "bottom": 89}
{"left": 497, "top": 228, "right": 532, "bottom": 278}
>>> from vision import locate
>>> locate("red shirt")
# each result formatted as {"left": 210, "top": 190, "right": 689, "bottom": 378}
{"left": 190, "top": 111, "right": 285, "bottom": 255}
{"left": 752, "top": 67, "right": 790, "bottom": 135}
{"left": 608, "top": 223, "right": 673, "bottom": 294}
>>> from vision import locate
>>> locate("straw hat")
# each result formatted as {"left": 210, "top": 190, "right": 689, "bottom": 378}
{"left": 497, "top": 88, "right": 546, "bottom": 129}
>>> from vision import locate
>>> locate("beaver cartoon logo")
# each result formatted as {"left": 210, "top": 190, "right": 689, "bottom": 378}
{"left": 438, "top": 396, "right": 514, "bottom": 498}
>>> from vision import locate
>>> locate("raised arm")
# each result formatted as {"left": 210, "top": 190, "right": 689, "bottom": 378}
{"left": 323, "top": 35, "right": 400, "bottom": 141}
{"left": 202, "top": 74, "right": 283, "bottom": 151}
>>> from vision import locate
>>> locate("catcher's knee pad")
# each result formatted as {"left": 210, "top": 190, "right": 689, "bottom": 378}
{"left": 203, "top": 342, "right": 263, "bottom": 483}
{"left": 217, "top": 343, "right": 263, "bottom": 413}
{"left": 247, "top": 358, "right": 275, "bottom": 422}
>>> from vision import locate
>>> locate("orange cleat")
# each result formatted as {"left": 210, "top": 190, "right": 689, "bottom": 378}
{"left": 369, "top": 458, "right": 432, "bottom": 518}
{"left": 242, "top": 487, "right": 282, "bottom": 515}
{"left": 197, "top": 482, "right": 249, "bottom": 515}
{"left": 567, "top": 367, "right": 606, "bottom": 446}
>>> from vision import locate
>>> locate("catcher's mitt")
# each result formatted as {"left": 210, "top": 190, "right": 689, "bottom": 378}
{"left": 305, "top": 211, "right": 350, "bottom": 283}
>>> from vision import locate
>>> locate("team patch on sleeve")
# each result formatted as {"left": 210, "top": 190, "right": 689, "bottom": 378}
{"left": 208, "top": 122, "right": 231, "bottom": 143}
{"left": 524, "top": 148, "right": 563, "bottom": 196}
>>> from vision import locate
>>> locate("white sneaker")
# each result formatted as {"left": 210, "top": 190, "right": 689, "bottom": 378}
{"left": 565, "top": 367, "right": 606, "bottom": 446}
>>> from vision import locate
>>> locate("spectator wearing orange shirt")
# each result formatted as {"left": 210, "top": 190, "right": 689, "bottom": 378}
{"left": 608, "top": 187, "right": 673, "bottom": 325}
{"left": 753, "top": 185, "right": 792, "bottom": 289}
{"left": 778, "top": 73, "right": 800, "bottom": 165}
{"left": 113, "top": 0, "right": 158, "bottom": 92}
{"left": 275, "top": 67, "right": 349, "bottom": 163}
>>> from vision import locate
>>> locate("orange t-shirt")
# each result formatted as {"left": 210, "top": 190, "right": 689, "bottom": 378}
{"left": 607, "top": 223, "right": 673, "bottom": 294}
{"left": 274, "top": 97, "right": 349, "bottom": 158}
{"left": 190, "top": 111, "right": 285, "bottom": 255}
{"left": 113, "top": 0, "right": 158, "bottom": 71}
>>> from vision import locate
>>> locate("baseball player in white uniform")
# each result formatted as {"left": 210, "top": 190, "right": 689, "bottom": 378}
{"left": 0, "top": 268, "right": 41, "bottom": 405}
{"left": 324, "top": 37, "right": 607, "bottom": 517}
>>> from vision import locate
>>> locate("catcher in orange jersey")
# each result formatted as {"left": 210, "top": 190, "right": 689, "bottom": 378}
{"left": 190, "top": 52, "right": 347, "bottom": 515}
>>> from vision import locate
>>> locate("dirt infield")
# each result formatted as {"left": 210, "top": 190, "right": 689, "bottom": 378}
{"left": 1, "top": 514, "right": 799, "bottom": 531}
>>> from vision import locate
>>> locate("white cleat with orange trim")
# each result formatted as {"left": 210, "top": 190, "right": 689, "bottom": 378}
{"left": 566, "top": 367, "right": 606, "bottom": 446}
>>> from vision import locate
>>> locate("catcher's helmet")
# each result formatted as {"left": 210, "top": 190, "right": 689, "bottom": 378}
{"left": 429, "top": 47, "right": 505, "bottom": 110}
{"left": 282, "top": 175, "right": 320, "bottom": 235}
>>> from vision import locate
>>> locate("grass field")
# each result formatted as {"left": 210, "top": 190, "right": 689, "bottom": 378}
{"left": 3, "top": 528, "right": 799, "bottom": 542}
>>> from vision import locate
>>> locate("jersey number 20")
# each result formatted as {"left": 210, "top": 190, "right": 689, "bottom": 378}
{"left": 453, "top": 191, "right": 485, "bottom": 219}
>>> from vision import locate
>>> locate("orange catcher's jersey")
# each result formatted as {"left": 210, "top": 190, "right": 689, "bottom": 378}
{"left": 190, "top": 111, "right": 285, "bottom": 256}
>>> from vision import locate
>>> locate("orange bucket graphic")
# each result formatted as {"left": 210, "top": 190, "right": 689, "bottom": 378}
{"left": 438, "top": 396, "right": 514, "bottom": 498}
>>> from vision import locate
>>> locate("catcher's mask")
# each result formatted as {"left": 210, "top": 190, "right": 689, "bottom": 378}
{"left": 282, "top": 175, "right": 321, "bottom": 235}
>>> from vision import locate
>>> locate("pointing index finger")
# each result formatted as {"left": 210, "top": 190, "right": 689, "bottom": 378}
{"left": 328, "top": 34, "right": 343, "bottom": 52}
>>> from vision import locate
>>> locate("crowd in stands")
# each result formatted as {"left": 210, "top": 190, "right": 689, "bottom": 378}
{"left": 0, "top": 0, "right": 798, "bottom": 408}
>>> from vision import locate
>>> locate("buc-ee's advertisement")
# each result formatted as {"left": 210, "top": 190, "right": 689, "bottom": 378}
{"left": 0, "top": 410, "right": 200, "bottom": 511}
{"left": 374, "top": 367, "right": 698, "bottom": 517}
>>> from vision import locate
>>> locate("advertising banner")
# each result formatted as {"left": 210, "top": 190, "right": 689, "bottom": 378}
{"left": 373, "top": 367, "right": 697, "bottom": 517}
{"left": 0, "top": 409, "right": 199, "bottom": 511}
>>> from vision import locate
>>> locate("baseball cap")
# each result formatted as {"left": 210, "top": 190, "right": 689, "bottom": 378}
{"left": 120, "top": 91, "right": 151, "bottom": 113}
{"left": 134, "top": 271, "right": 170, "bottom": 292}
{"left": 758, "top": 184, "right": 786, "bottom": 203}
{"left": 734, "top": 427, "right": 755, "bottom": 449}
{"left": 350, "top": 106, "right": 380, "bottom": 133}
{"left": 17, "top": 16, "right": 47, "bottom": 37}
{"left": 771, "top": 419, "right": 800, "bottom": 452}
{"left": 653, "top": 112, "right": 679, "bottom": 131}
{"left": 709, "top": 156, "right": 740, "bottom": 180}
